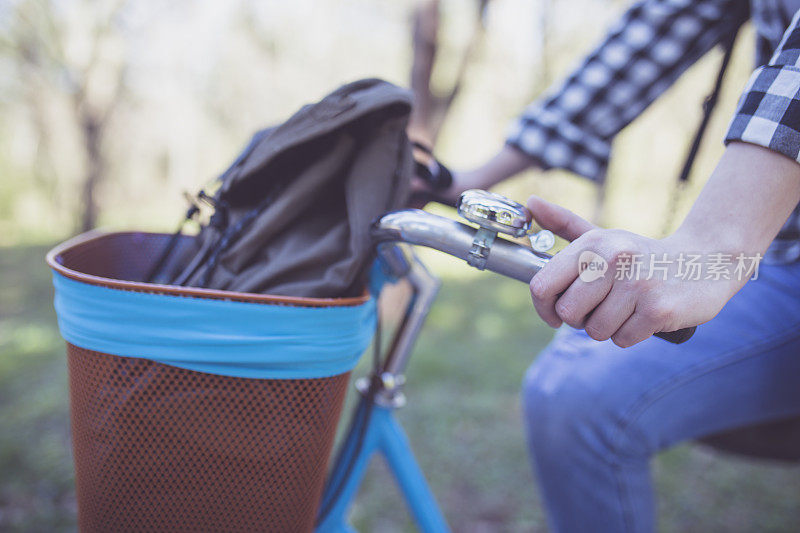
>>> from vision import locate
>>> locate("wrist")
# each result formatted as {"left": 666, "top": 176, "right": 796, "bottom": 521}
{"left": 449, "top": 168, "right": 486, "bottom": 195}
{"left": 664, "top": 224, "right": 731, "bottom": 255}
{"left": 661, "top": 227, "right": 755, "bottom": 298}
{"left": 669, "top": 142, "right": 800, "bottom": 257}
{"left": 451, "top": 145, "right": 540, "bottom": 197}
{"left": 668, "top": 208, "right": 766, "bottom": 259}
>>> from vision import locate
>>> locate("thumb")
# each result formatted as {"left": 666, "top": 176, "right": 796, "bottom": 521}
{"left": 526, "top": 195, "right": 597, "bottom": 242}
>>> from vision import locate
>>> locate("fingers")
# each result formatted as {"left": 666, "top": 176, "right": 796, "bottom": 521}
{"left": 526, "top": 195, "right": 597, "bottom": 241}
{"left": 611, "top": 312, "right": 658, "bottom": 348}
{"left": 522, "top": 197, "right": 699, "bottom": 346}
{"left": 529, "top": 240, "right": 585, "bottom": 327}
{"left": 583, "top": 284, "right": 636, "bottom": 341}
{"left": 530, "top": 278, "right": 563, "bottom": 328}
{"left": 611, "top": 297, "right": 675, "bottom": 347}
{"left": 408, "top": 177, "right": 434, "bottom": 209}
{"left": 552, "top": 266, "right": 614, "bottom": 328}
{"left": 525, "top": 196, "right": 671, "bottom": 342}
{"left": 529, "top": 220, "right": 607, "bottom": 325}
{"left": 526, "top": 194, "right": 600, "bottom": 321}
{"left": 410, "top": 176, "right": 428, "bottom": 192}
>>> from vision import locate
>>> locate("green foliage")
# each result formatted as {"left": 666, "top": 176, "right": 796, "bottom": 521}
{"left": 1, "top": 1, "right": 799, "bottom": 529}
{"left": 0, "top": 245, "right": 73, "bottom": 532}
{"left": 1, "top": 246, "right": 799, "bottom": 530}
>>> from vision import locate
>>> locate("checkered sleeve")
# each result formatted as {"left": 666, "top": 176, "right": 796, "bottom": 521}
{"left": 507, "top": 0, "right": 748, "bottom": 182}
{"left": 725, "top": 10, "right": 800, "bottom": 163}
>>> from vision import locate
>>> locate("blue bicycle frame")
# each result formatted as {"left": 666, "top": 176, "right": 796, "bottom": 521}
{"left": 316, "top": 400, "right": 449, "bottom": 533}
{"left": 316, "top": 245, "right": 449, "bottom": 532}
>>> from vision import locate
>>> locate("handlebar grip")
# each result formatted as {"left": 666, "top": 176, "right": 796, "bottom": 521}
{"left": 654, "top": 326, "right": 696, "bottom": 344}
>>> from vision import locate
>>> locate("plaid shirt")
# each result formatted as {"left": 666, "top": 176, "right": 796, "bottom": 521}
{"left": 507, "top": 0, "right": 800, "bottom": 263}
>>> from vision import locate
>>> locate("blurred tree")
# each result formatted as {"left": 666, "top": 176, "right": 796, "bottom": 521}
{"left": 1, "top": 0, "right": 128, "bottom": 232}
{"left": 408, "top": 0, "right": 489, "bottom": 146}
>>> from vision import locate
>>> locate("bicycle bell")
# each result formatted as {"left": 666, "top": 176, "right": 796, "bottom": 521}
{"left": 457, "top": 189, "right": 531, "bottom": 237}
{"left": 455, "top": 190, "right": 529, "bottom": 270}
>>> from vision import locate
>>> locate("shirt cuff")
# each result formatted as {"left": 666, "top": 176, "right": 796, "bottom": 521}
{"left": 725, "top": 65, "right": 800, "bottom": 164}
{"left": 506, "top": 106, "right": 612, "bottom": 183}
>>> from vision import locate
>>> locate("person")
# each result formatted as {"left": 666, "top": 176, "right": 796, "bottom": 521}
{"left": 415, "top": 1, "right": 800, "bottom": 531}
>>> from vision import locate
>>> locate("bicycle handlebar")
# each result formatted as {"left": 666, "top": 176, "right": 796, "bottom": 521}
{"left": 372, "top": 209, "right": 696, "bottom": 345}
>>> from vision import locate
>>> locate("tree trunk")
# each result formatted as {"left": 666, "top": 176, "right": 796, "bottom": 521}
{"left": 408, "top": 0, "right": 440, "bottom": 146}
{"left": 79, "top": 112, "right": 104, "bottom": 232}
{"left": 408, "top": 0, "right": 488, "bottom": 147}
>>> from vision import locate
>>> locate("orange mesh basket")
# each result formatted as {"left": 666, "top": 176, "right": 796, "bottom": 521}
{"left": 47, "top": 231, "right": 370, "bottom": 532}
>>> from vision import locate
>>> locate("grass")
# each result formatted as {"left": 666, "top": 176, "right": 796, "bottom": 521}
{"left": 1, "top": 244, "right": 799, "bottom": 531}
{"left": 0, "top": 244, "right": 74, "bottom": 532}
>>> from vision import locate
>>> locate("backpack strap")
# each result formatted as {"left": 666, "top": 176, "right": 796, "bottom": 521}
{"left": 677, "top": 26, "right": 740, "bottom": 184}
{"left": 662, "top": 25, "right": 741, "bottom": 236}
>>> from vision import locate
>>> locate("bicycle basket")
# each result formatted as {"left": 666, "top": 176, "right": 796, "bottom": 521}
{"left": 47, "top": 231, "right": 376, "bottom": 532}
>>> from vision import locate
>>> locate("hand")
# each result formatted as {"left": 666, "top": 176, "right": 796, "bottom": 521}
{"left": 407, "top": 142, "right": 461, "bottom": 208}
{"left": 527, "top": 196, "right": 744, "bottom": 347}
{"left": 408, "top": 168, "right": 470, "bottom": 208}
{"left": 407, "top": 143, "right": 539, "bottom": 208}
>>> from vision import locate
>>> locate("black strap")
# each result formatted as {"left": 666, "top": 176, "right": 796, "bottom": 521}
{"left": 411, "top": 140, "right": 453, "bottom": 190}
{"left": 143, "top": 203, "right": 200, "bottom": 283}
{"left": 410, "top": 139, "right": 456, "bottom": 207}
{"left": 413, "top": 159, "right": 453, "bottom": 191}
{"left": 676, "top": 28, "right": 740, "bottom": 183}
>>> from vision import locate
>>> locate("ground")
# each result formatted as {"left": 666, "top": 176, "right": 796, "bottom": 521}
{"left": 1, "top": 244, "right": 799, "bottom": 532}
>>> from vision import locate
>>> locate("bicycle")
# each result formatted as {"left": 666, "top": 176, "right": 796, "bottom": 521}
{"left": 315, "top": 189, "right": 694, "bottom": 532}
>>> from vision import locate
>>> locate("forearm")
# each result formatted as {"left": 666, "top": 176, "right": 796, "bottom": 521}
{"left": 448, "top": 145, "right": 538, "bottom": 196}
{"left": 453, "top": 0, "right": 748, "bottom": 198}
{"left": 523, "top": 5, "right": 800, "bottom": 345}
{"left": 527, "top": 141, "right": 800, "bottom": 345}
{"left": 507, "top": 0, "right": 746, "bottom": 183}
{"left": 671, "top": 142, "right": 800, "bottom": 259}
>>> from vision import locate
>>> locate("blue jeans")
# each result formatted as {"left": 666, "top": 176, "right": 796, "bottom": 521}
{"left": 521, "top": 262, "right": 800, "bottom": 532}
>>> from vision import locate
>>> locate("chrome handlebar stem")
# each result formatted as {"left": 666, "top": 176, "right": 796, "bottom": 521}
{"left": 371, "top": 209, "right": 551, "bottom": 282}
{"left": 367, "top": 204, "right": 550, "bottom": 408}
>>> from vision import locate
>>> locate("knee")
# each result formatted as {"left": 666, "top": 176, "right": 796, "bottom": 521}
{"left": 521, "top": 360, "right": 653, "bottom": 461}
{"left": 521, "top": 364, "right": 600, "bottom": 455}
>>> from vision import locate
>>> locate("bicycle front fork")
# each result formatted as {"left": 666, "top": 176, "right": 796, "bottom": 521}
{"left": 317, "top": 244, "right": 448, "bottom": 532}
